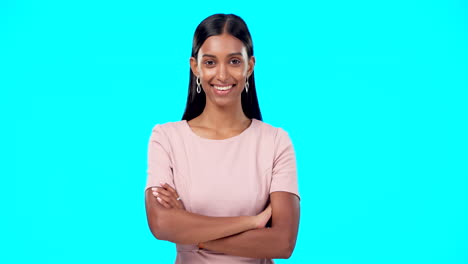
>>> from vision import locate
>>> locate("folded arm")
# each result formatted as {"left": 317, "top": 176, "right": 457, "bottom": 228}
{"left": 201, "top": 191, "right": 300, "bottom": 259}
{"left": 144, "top": 187, "right": 270, "bottom": 244}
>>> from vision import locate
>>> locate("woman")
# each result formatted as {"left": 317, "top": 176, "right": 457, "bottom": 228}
{"left": 144, "top": 13, "right": 300, "bottom": 263}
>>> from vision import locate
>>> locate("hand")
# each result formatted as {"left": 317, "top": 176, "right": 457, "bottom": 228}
{"left": 151, "top": 183, "right": 186, "bottom": 210}
{"left": 254, "top": 203, "right": 272, "bottom": 229}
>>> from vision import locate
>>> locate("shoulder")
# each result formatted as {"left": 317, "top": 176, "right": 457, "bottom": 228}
{"left": 151, "top": 120, "right": 186, "bottom": 134}
{"left": 253, "top": 119, "right": 291, "bottom": 143}
{"left": 150, "top": 120, "right": 187, "bottom": 144}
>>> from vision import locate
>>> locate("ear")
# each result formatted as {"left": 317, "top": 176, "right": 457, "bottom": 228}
{"left": 190, "top": 57, "right": 199, "bottom": 76}
{"left": 247, "top": 56, "right": 256, "bottom": 77}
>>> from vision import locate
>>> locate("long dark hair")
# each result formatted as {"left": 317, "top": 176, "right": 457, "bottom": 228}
{"left": 181, "top": 14, "right": 263, "bottom": 121}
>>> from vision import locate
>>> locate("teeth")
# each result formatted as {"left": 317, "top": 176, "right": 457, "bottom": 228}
{"left": 213, "top": 85, "right": 233, "bottom": 91}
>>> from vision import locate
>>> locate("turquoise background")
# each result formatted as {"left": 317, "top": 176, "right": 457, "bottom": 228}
{"left": 4, "top": 0, "right": 467, "bottom": 263}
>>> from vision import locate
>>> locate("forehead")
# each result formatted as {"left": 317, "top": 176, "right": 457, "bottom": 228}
{"left": 199, "top": 33, "right": 247, "bottom": 56}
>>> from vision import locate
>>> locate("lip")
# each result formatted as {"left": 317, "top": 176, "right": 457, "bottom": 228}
{"left": 212, "top": 84, "right": 235, "bottom": 95}
{"left": 211, "top": 84, "right": 235, "bottom": 87}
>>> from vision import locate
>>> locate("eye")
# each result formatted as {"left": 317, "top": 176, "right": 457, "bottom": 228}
{"left": 204, "top": 60, "right": 215, "bottom": 66}
{"left": 230, "top": 58, "right": 242, "bottom": 64}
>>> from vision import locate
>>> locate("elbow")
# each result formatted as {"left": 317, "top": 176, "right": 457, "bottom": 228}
{"left": 147, "top": 210, "right": 189, "bottom": 243}
{"left": 281, "top": 244, "right": 294, "bottom": 259}
{"left": 145, "top": 189, "right": 171, "bottom": 241}
{"left": 149, "top": 216, "right": 189, "bottom": 244}
{"left": 148, "top": 217, "right": 168, "bottom": 241}
{"left": 277, "top": 245, "right": 293, "bottom": 259}
{"left": 146, "top": 204, "right": 170, "bottom": 240}
{"left": 277, "top": 235, "right": 297, "bottom": 259}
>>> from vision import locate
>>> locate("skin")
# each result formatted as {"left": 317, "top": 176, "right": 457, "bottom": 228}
{"left": 188, "top": 33, "right": 255, "bottom": 138}
{"left": 145, "top": 32, "right": 300, "bottom": 258}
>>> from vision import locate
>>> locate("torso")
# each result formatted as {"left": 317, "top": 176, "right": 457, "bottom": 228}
{"left": 146, "top": 118, "right": 298, "bottom": 263}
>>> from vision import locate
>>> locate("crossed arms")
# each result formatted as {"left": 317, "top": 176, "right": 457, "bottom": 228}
{"left": 144, "top": 186, "right": 300, "bottom": 259}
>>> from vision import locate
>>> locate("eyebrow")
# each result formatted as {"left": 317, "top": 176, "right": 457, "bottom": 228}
{"left": 202, "top": 52, "right": 243, "bottom": 58}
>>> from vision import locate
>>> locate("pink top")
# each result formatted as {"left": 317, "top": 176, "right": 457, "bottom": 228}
{"left": 145, "top": 118, "right": 300, "bottom": 264}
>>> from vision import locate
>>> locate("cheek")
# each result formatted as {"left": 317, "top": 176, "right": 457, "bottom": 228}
{"left": 228, "top": 67, "right": 246, "bottom": 78}
{"left": 233, "top": 71, "right": 247, "bottom": 81}
{"left": 199, "top": 69, "right": 216, "bottom": 80}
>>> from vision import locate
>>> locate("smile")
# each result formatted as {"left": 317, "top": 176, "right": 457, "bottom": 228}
{"left": 212, "top": 84, "right": 234, "bottom": 91}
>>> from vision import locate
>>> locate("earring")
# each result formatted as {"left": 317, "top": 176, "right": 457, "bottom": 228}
{"left": 196, "top": 76, "right": 201, "bottom": 94}
{"left": 244, "top": 77, "right": 249, "bottom": 93}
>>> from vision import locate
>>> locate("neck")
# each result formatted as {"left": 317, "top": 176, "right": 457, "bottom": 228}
{"left": 198, "top": 100, "right": 249, "bottom": 129}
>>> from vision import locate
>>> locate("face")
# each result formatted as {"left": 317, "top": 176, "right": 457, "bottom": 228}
{"left": 190, "top": 33, "right": 255, "bottom": 107}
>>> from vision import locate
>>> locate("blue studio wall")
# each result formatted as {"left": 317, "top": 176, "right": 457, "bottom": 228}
{"left": 4, "top": 0, "right": 467, "bottom": 263}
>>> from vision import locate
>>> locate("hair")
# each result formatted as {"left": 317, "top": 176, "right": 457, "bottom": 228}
{"left": 181, "top": 13, "right": 263, "bottom": 121}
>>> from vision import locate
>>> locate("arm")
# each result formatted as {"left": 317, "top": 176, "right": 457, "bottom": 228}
{"left": 145, "top": 187, "right": 271, "bottom": 244}
{"left": 201, "top": 191, "right": 300, "bottom": 259}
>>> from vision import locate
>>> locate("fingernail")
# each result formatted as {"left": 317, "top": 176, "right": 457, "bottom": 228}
{"left": 151, "top": 187, "right": 156, "bottom": 191}
{"left": 153, "top": 191, "right": 158, "bottom": 196}
{"left": 156, "top": 197, "right": 162, "bottom": 202}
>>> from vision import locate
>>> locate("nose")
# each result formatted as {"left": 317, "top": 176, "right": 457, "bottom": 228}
{"left": 216, "top": 63, "right": 228, "bottom": 82}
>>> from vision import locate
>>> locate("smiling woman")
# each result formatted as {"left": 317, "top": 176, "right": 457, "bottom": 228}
{"left": 191, "top": 34, "right": 253, "bottom": 102}
{"left": 144, "top": 14, "right": 300, "bottom": 264}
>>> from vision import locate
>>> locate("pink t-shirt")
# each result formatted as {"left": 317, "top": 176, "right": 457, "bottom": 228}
{"left": 145, "top": 118, "right": 300, "bottom": 264}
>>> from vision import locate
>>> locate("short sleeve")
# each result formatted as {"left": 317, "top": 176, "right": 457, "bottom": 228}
{"left": 145, "top": 124, "right": 174, "bottom": 192}
{"left": 270, "top": 127, "right": 300, "bottom": 199}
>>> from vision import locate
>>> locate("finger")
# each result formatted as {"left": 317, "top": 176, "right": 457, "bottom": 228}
{"left": 173, "top": 198, "right": 184, "bottom": 210}
{"left": 158, "top": 189, "right": 184, "bottom": 210}
{"left": 152, "top": 188, "right": 175, "bottom": 209}
{"left": 157, "top": 192, "right": 178, "bottom": 208}
{"left": 156, "top": 185, "right": 184, "bottom": 210}
{"left": 177, "top": 200, "right": 186, "bottom": 210}
{"left": 169, "top": 191, "right": 183, "bottom": 209}
{"left": 162, "top": 183, "right": 179, "bottom": 196}
{"left": 160, "top": 184, "right": 180, "bottom": 201}
{"left": 156, "top": 196, "right": 172, "bottom": 209}
{"left": 155, "top": 187, "right": 177, "bottom": 199}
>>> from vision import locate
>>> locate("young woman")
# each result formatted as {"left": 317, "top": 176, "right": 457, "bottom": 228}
{"left": 144, "top": 13, "right": 300, "bottom": 263}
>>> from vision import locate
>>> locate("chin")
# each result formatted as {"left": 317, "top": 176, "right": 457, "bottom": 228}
{"left": 210, "top": 96, "right": 240, "bottom": 107}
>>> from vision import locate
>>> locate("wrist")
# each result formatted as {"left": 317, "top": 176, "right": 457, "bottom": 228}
{"left": 249, "top": 215, "right": 259, "bottom": 229}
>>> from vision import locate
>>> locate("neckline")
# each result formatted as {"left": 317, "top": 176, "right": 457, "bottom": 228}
{"left": 184, "top": 118, "right": 257, "bottom": 142}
